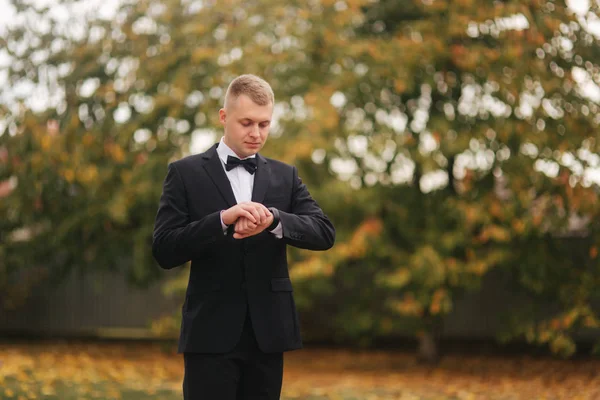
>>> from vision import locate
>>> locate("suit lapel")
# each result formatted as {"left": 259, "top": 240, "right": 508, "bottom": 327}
{"left": 251, "top": 153, "right": 270, "bottom": 204}
{"left": 202, "top": 144, "right": 237, "bottom": 208}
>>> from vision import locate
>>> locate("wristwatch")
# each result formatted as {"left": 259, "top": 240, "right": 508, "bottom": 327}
{"left": 267, "top": 207, "right": 280, "bottom": 231}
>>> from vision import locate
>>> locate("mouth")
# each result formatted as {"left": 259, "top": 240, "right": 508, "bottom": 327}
{"left": 246, "top": 142, "right": 261, "bottom": 147}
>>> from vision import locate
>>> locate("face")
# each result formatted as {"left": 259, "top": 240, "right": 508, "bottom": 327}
{"left": 219, "top": 94, "right": 273, "bottom": 158}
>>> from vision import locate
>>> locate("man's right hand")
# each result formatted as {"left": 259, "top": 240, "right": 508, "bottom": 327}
{"left": 221, "top": 202, "right": 271, "bottom": 228}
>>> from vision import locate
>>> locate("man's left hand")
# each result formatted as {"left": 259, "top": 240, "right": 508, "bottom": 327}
{"left": 233, "top": 213, "right": 274, "bottom": 239}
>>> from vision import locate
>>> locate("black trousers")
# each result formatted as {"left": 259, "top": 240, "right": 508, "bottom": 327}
{"left": 183, "top": 310, "right": 284, "bottom": 400}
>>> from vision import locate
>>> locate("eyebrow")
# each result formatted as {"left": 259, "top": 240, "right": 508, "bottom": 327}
{"left": 240, "top": 118, "right": 271, "bottom": 123}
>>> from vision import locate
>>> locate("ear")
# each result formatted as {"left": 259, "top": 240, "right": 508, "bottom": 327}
{"left": 219, "top": 108, "right": 226, "bottom": 125}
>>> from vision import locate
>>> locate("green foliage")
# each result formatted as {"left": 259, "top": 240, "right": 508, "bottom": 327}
{"left": 2, "top": 0, "right": 600, "bottom": 356}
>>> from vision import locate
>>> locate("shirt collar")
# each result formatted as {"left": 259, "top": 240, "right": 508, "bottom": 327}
{"left": 217, "top": 137, "right": 256, "bottom": 165}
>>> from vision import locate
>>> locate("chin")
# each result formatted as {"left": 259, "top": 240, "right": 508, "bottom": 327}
{"left": 245, "top": 145, "right": 262, "bottom": 153}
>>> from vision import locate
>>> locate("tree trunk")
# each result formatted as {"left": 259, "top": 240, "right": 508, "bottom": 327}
{"left": 417, "top": 315, "right": 442, "bottom": 364}
{"left": 417, "top": 331, "right": 439, "bottom": 364}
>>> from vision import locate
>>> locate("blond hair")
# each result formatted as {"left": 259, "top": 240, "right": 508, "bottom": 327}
{"left": 224, "top": 74, "right": 274, "bottom": 108}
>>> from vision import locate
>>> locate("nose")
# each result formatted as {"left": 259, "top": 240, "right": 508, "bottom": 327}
{"left": 249, "top": 124, "right": 259, "bottom": 137}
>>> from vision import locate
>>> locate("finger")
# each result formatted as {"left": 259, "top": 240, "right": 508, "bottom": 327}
{"left": 248, "top": 206, "right": 261, "bottom": 224}
{"left": 239, "top": 218, "right": 257, "bottom": 234}
{"left": 250, "top": 202, "right": 269, "bottom": 217}
{"left": 236, "top": 218, "right": 248, "bottom": 234}
{"left": 239, "top": 203, "right": 261, "bottom": 222}
{"left": 240, "top": 218, "right": 253, "bottom": 233}
{"left": 257, "top": 206, "right": 269, "bottom": 225}
{"left": 237, "top": 208, "right": 257, "bottom": 224}
{"left": 234, "top": 219, "right": 243, "bottom": 233}
{"left": 252, "top": 202, "right": 271, "bottom": 225}
{"left": 234, "top": 231, "right": 250, "bottom": 239}
{"left": 264, "top": 214, "right": 274, "bottom": 228}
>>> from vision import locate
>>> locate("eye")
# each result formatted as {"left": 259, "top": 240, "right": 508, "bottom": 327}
{"left": 241, "top": 121, "right": 251, "bottom": 127}
{"left": 260, "top": 122, "right": 270, "bottom": 128}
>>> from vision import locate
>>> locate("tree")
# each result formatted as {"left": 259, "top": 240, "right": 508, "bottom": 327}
{"left": 0, "top": 0, "right": 347, "bottom": 307}
{"left": 2, "top": 0, "right": 600, "bottom": 359}
{"left": 297, "top": 0, "right": 600, "bottom": 358}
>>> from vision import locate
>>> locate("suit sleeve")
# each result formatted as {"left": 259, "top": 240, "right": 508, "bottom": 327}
{"left": 152, "top": 163, "right": 224, "bottom": 269}
{"left": 278, "top": 166, "right": 335, "bottom": 251}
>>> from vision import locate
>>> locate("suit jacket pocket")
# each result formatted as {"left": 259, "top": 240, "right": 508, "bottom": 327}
{"left": 271, "top": 277, "right": 293, "bottom": 292}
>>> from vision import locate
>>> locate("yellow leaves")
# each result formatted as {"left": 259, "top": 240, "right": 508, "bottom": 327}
{"left": 303, "top": 87, "right": 339, "bottom": 132}
{"left": 549, "top": 334, "right": 576, "bottom": 358}
{"left": 543, "top": 16, "right": 561, "bottom": 32}
{"left": 382, "top": 268, "right": 411, "bottom": 289}
{"left": 82, "top": 133, "right": 95, "bottom": 147}
{"left": 482, "top": 47, "right": 501, "bottom": 63}
{"left": 108, "top": 195, "right": 129, "bottom": 223}
{"left": 3, "top": 343, "right": 600, "bottom": 398}
{"left": 121, "top": 171, "right": 132, "bottom": 184}
{"left": 461, "top": 203, "right": 481, "bottom": 226}
{"left": 62, "top": 164, "right": 98, "bottom": 185}
{"left": 290, "top": 256, "right": 334, "bottom": 280}
{"left": 40, "top": 135, "right": 54, "bottom": 151}
{"left": 0, "top": 343, "right": 184, "bottom": 398}
{"left": 291, "top": 218, "right": 382, "bottom": 280}
{"left": 391, "top": 292, "right": 424, "bottom": 317}
{"left": 30, "top": 153, "right": 44, "bottom": 171}
{"left": 583, "top": 315, "right": 600, "bottom": 328}
{"left": 279, "top": 139, "right": 316, "bottom": 164}
{"left": 489, "top": 200, "right": 504, "bottom": 219}
{"left": 429, "top": 288, "right": 451, "bottom": 315}
{"left": 477, "top": 224, "right": 511, "bottom": 243}
{"left": 450, "top": 45, "right": 476, "bottom": 71}
{"left": 590, "top": 246, "right": 598, "bottom": 259}
{"left": 76, "top": 165, "right": 99, "bottom": 184}
{"left": 180, "top": 22, "right": 208, "bottom": 37}
{"left": 358, "top": 218, "right": 383, "bottom": 236}
{"left": 511, "top": 218, "right": 525, "bottom": 234}
{"left": 63, "top": 169, "right": 75, "bottom": 183}
{"left": 332, "top": 218, "right": 383, "bottom": 260}
{"left": 394, "top": 79, "right": 407, "bottom": 94}
{"left": 410, "top": 245, "right": 446, "bottom": 288}
{"left": 191, "top": 47, "right": 217, "bottom": 63}
{"left": 344, "top": 218, "right": 383, "bottom": 258}
{"left": 466, "top": 260, "right": 488, "bottom": 276}
{"left": 107, "top": 143, "right": 126, "bottom": 163}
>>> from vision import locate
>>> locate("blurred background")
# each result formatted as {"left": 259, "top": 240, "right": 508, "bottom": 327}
{"left": 1, "top": 0, "right": 600, "bottom": 399}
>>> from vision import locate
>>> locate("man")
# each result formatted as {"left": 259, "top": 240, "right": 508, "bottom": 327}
{"left": 152, "top": 74, "right": 335, "bottom": 399}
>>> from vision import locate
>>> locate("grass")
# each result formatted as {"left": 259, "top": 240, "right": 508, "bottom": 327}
{"left": 1, "top": 375, "right": 180, "bottom": 399}
{"left": 1, "top": 341, "right": 599, "bottom": 399}
{"left": 0, "top": 374, "right": 444, "bottom": 400}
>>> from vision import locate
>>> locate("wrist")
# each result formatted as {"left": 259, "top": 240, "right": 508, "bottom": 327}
{"left": 267, "top": 207, "right": 280, "bottom": 231}
{"left": 220, "top": 210, "right": 230, "bottom": 226}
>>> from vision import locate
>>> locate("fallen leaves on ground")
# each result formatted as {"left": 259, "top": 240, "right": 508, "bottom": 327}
{"left": 0, "top": 342, "right": 599, "bottom": 399}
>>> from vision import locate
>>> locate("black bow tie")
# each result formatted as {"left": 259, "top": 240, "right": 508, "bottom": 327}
{"left": 225, "top": 155, "right": 258, "bottom": 174}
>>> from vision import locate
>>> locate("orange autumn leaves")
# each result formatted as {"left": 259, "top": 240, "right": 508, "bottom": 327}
{"left": 2, "top": 343, "right": 600, "bottom": 400}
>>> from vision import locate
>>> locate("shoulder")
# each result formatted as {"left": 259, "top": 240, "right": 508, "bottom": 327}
{"left": 262, "top": 156, "right": 295, "bottom": 174}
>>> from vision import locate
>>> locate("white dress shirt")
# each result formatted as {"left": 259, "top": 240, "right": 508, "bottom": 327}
{"left": 217, "top": 138, "right": 282, "bottom": 238}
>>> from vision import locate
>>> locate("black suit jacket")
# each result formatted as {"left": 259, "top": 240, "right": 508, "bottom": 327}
{"left": 152, "top": 144, "right": 335, "bottom": 354}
